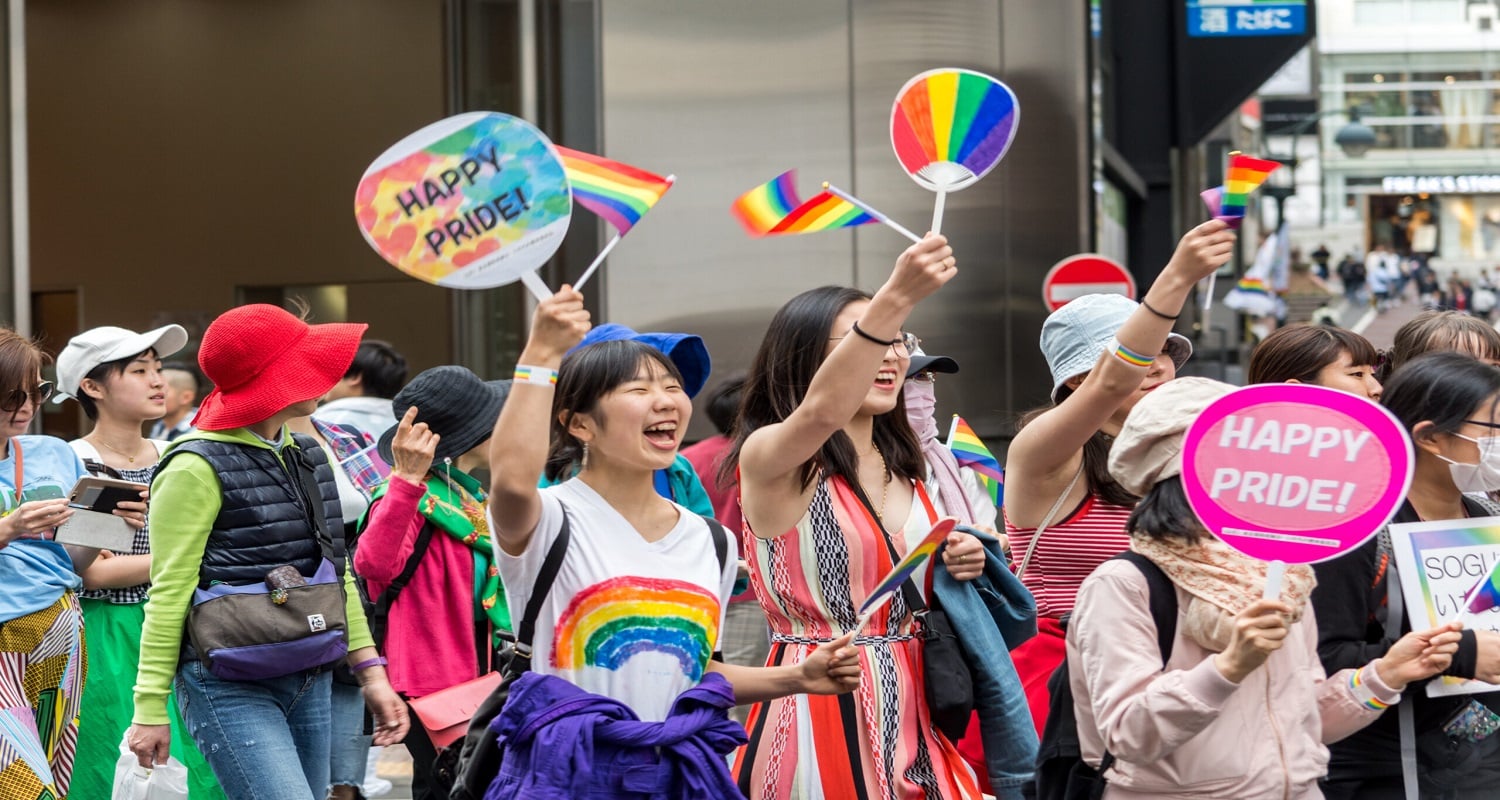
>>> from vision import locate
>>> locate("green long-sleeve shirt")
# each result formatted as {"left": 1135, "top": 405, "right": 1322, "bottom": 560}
{"left": 132, "top": 427, "right": 374, "bottom": 725}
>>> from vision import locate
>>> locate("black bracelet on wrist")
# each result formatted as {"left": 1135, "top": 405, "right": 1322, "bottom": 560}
{"left": 850, "top": 320, "right": 900, "bottom": 347}
{"left": 1140, "top": 298, "right": 1181, "bottom": 321}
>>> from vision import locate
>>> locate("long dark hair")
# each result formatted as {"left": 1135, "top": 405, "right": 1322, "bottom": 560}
{"left": 544, "top": 340, "right": 685, "bottom": 482}
{"left": 1382, "top": 351, "right": 1500, "bottom": 439}
{"left": 1248, "top": 326, "right": 1378, "bottom": 385}
{"left": 1014, "top": 406, "right": 1137, "bottom": 507}
{"left": 721, "top": 286, "right": 923, "bottom": 493}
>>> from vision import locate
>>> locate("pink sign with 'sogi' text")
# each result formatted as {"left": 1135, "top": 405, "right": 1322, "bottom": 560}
{"left": 1181, "top": 383, "right": 1413, "bottom": 564}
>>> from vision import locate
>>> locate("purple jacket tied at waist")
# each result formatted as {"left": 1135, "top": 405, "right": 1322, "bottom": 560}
{"left": 486, "top": 671, "right": 748, "bottom": 799}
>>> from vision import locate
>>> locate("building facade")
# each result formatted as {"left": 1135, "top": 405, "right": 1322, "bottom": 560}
{"left": 1319, "top": 0, "right": 1500, "bottom": 268}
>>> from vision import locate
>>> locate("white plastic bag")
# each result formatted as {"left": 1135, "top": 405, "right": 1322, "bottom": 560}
{"left": 113, "top": 741, "right": 189, "bottom": 800}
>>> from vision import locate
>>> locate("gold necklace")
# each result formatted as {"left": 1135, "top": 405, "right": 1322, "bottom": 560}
{"left": 871, "top": 446, "right": 890, "bottom": 526}
{"left": 91, "top": 435, "right": 144, "bottom": 464}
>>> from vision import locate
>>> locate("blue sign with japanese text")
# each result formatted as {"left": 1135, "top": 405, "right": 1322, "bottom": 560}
{"left": 1188, "top": 1, "right": 1307, "bottom": 37}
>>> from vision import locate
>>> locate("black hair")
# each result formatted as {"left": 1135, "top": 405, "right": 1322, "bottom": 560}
{"left": 544, "top": 340, "right": 685, "bottom": 482}
{"left": 721, "top": 285, "right": 924, "bottom": 493}
{"left": 704, "top": 371, "right": 747, "bottom": 436}
{"left": 1127, "top": 476, "right": 1203, "bottom": 543}
{"left": 1382, "top": 351, "right": 1500, "bottom": 440}
{"left": 347, "top": 340, "right": 408, "bottom": 399}
{"left": 77, "top": 348, "right": 156, "bottom": 421}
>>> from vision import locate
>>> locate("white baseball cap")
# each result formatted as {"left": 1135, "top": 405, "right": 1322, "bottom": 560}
{"left": 54, "top": 325, "right": 189, "bottom": 403}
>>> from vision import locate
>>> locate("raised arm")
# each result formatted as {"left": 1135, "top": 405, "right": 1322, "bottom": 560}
{"left": 1006, "top": 220, "right": 1234, "bottom": 525}
{"left": 740, "top": 234, "right": 956, "bottom": 538}
{"left": 488, "top": 286, "right": 591, "bottom": 556}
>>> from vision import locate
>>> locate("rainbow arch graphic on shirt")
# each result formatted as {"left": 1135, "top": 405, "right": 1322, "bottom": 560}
{"left": 550, "top": 577, "right": 721, "bottom": 682}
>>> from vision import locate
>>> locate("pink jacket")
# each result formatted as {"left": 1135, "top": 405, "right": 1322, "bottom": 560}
{"left": 1067, "top": 559, "right": 1402, "bottom": 799}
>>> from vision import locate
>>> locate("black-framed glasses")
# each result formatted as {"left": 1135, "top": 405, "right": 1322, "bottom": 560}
{"left": 830, "top": 331, "right": 922, "bottom": 357}
{"left": 0, "top": 381, "right": 53, "bottom": 412}
{"left": 1465, "top": 419, "right": 1500, "bottom": 430}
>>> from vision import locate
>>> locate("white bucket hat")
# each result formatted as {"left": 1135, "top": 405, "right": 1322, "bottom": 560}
{"left": 1040, "top": 294, "right": 1192, "bottom": 403}
{"left": 54, "top": 324, "right": 189, "bottom": 403}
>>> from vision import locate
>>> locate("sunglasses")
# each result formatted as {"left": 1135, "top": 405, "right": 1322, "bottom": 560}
{"left": 0, "top": 381, "right": 53, "bottom": 413}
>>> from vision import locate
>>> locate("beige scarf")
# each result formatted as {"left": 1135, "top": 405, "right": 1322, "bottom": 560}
{"left": 1130, "top": 535, "right": 1317, "bottom": 652}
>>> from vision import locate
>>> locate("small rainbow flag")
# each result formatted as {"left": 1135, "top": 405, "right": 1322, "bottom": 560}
{"left": 1465, "top": 560, "right": 1500, "bottom": 615}
{"left": 1217, "top": 154, "right": 1280, "bottom": 220}
{"left": 732, "top": 171, "right": 877, "bottom": 237}
{"left": 856, "top": 517, "right": 958, "bottom": 621}
{"left": 556, "top": 146, "right": 674, "bottom": 236}
{"left": 731, "top": 171, "right": 800, "bottom": 236}
{"left": 948, "top": 415, "right": 1003, "bottom": 507}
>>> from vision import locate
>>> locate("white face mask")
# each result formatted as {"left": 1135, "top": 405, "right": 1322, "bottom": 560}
{"left": 1440, "top": 433, "right": 1500, "bottom": 493}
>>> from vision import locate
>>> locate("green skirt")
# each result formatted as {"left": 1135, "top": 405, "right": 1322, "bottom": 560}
{"left": 74, "top": 598, "right": 227, "bottom": 800}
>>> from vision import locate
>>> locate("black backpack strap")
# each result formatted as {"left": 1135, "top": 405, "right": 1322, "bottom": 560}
{"left": 514, "top": 510, "right": 572, "bottom": 657}
{"left": 287, "top": 434, "right": 345, "bottom": 577}
{"left": 367, "top": 520, "right": 438, "bottom": 647}
{"left": 1113, "top": 551, "right": 1178, "bottom": 666}
{"left": 702, "top": 516, "right": 729, "bottom": 574}
{"left": 846, "top": 478, "right": 929, "bottom": 617}
{"left": 1093, "top": 551, "right": 1179, "bottom": 782}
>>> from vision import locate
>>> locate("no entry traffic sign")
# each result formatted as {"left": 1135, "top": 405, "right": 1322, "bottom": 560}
{"left": 1042, "top": 254, "right": 1136, "bottom": 312}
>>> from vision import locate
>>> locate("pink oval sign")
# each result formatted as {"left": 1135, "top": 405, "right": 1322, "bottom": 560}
{"left": 1181, "top": 383, "right": 1413, "bottom": 564}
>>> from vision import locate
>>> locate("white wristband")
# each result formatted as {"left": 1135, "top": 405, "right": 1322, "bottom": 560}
{"left": 514, "top": 365, "right": 559, "bottom": 386}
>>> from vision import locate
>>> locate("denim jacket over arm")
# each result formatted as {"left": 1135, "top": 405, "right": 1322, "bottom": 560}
{"left": 932, "top": 529, "right": 1039, "bottom": 799}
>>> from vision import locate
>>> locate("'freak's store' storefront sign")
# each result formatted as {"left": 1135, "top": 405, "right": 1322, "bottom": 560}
{"left": 1382, "top": 175, "right": 1500, "bottom": 194}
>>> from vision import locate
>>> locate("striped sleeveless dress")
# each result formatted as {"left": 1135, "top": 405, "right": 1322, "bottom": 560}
{"left": 735, "top": 475, "right": 980, "bottom": 800}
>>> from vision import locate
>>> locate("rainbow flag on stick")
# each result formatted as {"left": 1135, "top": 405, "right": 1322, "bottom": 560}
{"left": 1201, "top": 154, "right": 1280, "bottom": 228}
{"left": 731, "top": 171, "right": 918, "bottom": 241}
{"left": 948, "top": 415, "right": 1003, "bottom": 507}
{"left": 555, "top": 146, "right": 675, "bottom": 289}
{"left": 852, "top": 517, "right": 957, "bottom": 632}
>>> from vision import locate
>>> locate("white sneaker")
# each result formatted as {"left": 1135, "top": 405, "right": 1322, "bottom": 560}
{"left": 363, "top": 748, "right": 394, "bottom": 798}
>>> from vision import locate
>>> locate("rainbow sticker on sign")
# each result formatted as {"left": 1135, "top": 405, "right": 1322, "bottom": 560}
{"left": 354, "top": 112, "right": 572, "bottom": 290}
{"left": 551, "top": 576, "right": 720, "bottom": 682}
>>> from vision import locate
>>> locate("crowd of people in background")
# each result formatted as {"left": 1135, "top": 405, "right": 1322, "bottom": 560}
{"left": 7, "top": 222, "right": 1500, "bottom": 800}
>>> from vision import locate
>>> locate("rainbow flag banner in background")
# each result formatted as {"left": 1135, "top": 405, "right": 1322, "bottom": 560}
{"left": 949, "top": 415, "right": 1003, "bottom": 507}
{"left": 731, "top": 170, "right": 877, "bottom": 237}
{"left": 556, "top": 146, "right": 674, "bottom": 236}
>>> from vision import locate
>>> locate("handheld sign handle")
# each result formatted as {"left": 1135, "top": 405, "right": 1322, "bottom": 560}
{"left": 518, "top": 270, "right": 552, "bottom": 303}
{"left": 1263, "top": 559, "right": 1287, "bottom": 601}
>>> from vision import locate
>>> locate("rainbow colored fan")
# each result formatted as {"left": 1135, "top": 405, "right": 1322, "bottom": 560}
{"left": 890, "top": 68, "right": 1019, "bottom": 232}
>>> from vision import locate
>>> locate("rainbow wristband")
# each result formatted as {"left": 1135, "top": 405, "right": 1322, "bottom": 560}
{"left": 1349, "top": 666, "right": 1392, "bottom": 711}
{"left": 514, "top": 365, "right": 559, "bottom": 386}
{"left": 1109, "top": 338, "right": 1154, "bottom": 368}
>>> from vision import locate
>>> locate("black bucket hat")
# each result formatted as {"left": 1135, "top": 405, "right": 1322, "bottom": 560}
{"left": 377, "top": 365, "right": 512, "bottom": 465}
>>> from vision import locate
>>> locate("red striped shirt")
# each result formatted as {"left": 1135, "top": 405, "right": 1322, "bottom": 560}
{"left": 1006, "top": 493, "right": 1134, "bottom": 619}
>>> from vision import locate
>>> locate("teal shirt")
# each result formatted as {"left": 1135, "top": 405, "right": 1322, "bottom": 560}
{"left": 0, "top": 435, "right": 90, "bottom": 623}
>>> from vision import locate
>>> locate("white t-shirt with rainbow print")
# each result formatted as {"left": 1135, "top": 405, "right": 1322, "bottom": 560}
{"left": 495, "top": 477, "right": 737, "bottom": 722}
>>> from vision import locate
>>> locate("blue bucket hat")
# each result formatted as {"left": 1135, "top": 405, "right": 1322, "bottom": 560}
{"left": 569, "top": 323, "right": 712, "bottom": 398}
{"left": 1040, "top": 294, "right": 1192, "bottom": 403}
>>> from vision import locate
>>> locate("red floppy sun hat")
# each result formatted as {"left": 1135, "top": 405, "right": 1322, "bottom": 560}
{"left": 192, "top": 304, "right": 368, "bottom": 431}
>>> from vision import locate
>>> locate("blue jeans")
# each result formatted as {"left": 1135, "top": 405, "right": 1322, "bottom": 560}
{"left": 329, "top": 679, "right": 370, "bottom": 791}
{"left": 175, "top": 660, "right": 333, "bottom": 800}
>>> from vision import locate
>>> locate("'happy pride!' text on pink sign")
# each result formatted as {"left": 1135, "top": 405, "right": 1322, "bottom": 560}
{"left": 1181, "top": 384, "right": 1413, "bottom": 564}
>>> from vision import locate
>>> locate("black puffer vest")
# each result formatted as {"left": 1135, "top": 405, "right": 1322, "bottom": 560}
{"left": 159, "top": 433, "right": 345, "bottom": 587}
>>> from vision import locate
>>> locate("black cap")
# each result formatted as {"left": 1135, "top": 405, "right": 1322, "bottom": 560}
{"left": 377, "top": 366, "right": 512, "bottom": 465}
{"left": 906, "top": 354, "right": 960, "bottom": 379}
